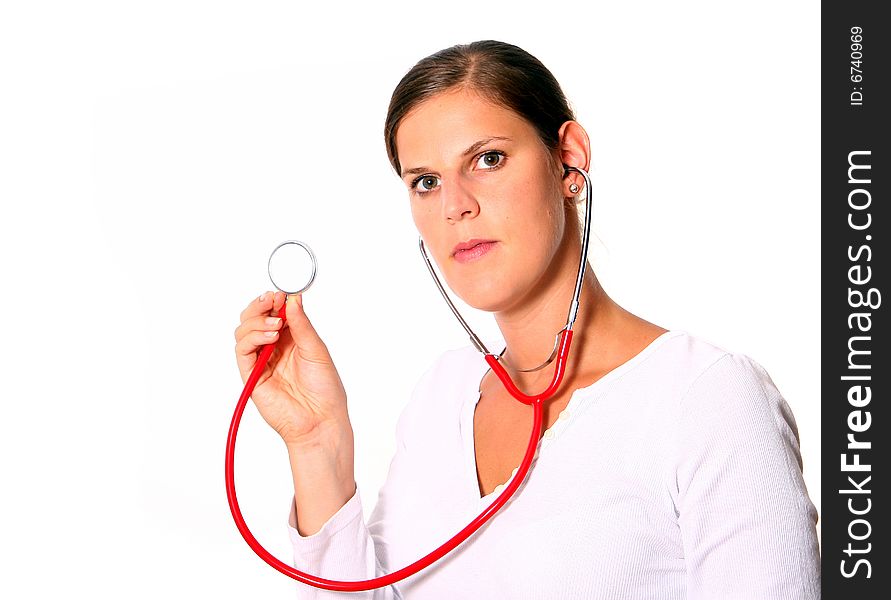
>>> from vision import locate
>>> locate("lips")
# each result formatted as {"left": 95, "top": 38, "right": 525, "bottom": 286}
{"left": 451, "top": 239, "right": 497, "bottom": 264}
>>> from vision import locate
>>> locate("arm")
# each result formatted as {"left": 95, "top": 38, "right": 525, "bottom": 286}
{"left": 285, "top": 450, "right": 405, "bottom": 599}
{"left": 674, "top": 353, "right": 821, "bottom": 599}
{"left": 288, "top": 424, "right": 357, "bottom": 537}
{"left": 285, "top": 372, "right": 436, "bottom": 600}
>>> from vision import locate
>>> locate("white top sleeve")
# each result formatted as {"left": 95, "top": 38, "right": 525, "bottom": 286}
{"left": 284, "top": 361, "right": 433, "bottom": 600}
{"left": 673, "top": 352, "right": 821, "bottom": 599}
{"left": 285, "top": 488, "right": 387, "bottom": 599}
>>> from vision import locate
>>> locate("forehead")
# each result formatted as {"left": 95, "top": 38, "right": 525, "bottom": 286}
{"left": 395, "top": 88, "right": 537, "bottom": 170}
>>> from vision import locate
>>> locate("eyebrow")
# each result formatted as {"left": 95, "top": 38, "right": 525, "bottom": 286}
{"left": 400, "top": 136, "right": 512, "bottom": 179}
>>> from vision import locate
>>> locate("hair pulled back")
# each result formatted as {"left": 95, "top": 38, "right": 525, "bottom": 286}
{"left": 384, "top": 40, "right": 575, "bottom": 175}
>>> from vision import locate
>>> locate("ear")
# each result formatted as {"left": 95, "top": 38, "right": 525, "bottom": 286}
{"left": 556, "top": 121, "right": 591, "bottom": 196}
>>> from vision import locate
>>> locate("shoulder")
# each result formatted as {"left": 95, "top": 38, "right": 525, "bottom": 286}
{"left": 647, "top": 331, "right": 779, "bottom": 407}
{"left": 662, "top": 335, "right": 805, "bottom": 476}
{"left": 393, "top": 345, "right": 484, "bottom": 443}
{"left": 646, "top": 330, "right": 735, "bottom": 385}
{"left": 644, "top": 331, "right": 796, "bottom": 448}
{"left": 411, "top": 345, "right": 485, "bottom": 398}
{"left": 677, "top": 342, "right": 786, "bottom": 427}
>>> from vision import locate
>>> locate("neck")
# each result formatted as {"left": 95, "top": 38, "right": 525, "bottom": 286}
{"left": 493, "top": 235, "right": 620, "bottom": 392}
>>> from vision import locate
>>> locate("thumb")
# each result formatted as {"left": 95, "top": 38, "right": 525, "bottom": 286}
{"left": 284, "top": 294, "right": 331, "bottom": 361}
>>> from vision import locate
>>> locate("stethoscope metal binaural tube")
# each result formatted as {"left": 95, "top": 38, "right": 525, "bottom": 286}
{"left": 419, "top": 165, "right": 593, "bottom": 402}
{"left": 226, "top": 166, "right": 593, "bottom": 591}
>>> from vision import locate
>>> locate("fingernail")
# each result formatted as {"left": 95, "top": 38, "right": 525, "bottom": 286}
{"left": 287, "top": 294, "right": 297, "bottom": 305}
{"left": 259, "top": 292, "right": 268, "bottom": 302}
{"left": 265, "top": 317, "right": 281, "bottom": 326}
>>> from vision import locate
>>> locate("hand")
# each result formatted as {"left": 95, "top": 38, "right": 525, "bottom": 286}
{"left": 234, "top": 291, "right": 351, "bottom": 447}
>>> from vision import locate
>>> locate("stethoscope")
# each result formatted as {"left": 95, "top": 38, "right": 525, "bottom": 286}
{"left": 226, "top": 166, "right": 593, "bottom": 592}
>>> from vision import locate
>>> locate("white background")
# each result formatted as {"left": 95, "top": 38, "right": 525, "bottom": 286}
{"left": 0, "top": 1, "right": 820, "bottom": 597}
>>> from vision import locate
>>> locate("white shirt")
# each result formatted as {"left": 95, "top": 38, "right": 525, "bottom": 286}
{"left": 287, "top": 330, "right": 821, "bottom": 599}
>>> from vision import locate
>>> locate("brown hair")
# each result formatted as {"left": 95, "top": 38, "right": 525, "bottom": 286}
{"left": 384, "top": 40, "right": 576, "bottom": 175}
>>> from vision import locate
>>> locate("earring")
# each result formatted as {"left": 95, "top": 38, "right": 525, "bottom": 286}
{"left": 569, "top": 183, "right": 580, "bottom": 194}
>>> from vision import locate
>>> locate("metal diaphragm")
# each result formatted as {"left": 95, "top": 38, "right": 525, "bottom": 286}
{"left": 267, "top": 240, "right": 317, "bottom": 295}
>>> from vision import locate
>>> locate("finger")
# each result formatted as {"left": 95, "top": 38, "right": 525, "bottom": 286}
{"left": 239, "top": 290, "right": 277, "bottom": 324}
{"left": 234, "top": 329, "right": 281, "bottom": 381}
{"left": 284, "top": 293, "right": 332, "bottom": 362}
{"left": 272, "top": 290, "right": 286, "bottom": 314}
{"left": 234, "top": 314, "right": 284, "bottom": 343}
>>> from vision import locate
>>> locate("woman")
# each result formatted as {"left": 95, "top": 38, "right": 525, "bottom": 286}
{"left": 233, "top": 41, "right": 820, "bottom": 599}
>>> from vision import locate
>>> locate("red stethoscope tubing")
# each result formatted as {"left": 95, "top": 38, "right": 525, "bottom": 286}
{"left": 225, "top": 304, "right": 573, "bottom": 592}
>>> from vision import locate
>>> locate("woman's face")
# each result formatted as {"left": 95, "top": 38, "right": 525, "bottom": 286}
{"left": 395, "top": 87, "right": 570, "bottom": 313}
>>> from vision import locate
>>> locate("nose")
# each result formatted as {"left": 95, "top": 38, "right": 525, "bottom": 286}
{"left": 441, "top": 178, "right": 480, "bottom": 223}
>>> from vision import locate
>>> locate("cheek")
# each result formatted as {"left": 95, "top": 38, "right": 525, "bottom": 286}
{"left": 547, "top": 202, "right": 568, "bottom": 249}
{"left": 411, "top": 203, "right": 449, "bottom": 261}
{"left": 409, "top": 203, "right": 423, "bottom": 231}
{"left": 520, "top": 209, "right": 563, "bottom": 274}
{"left": 410, "top": 201, "right": 434, "bottom": 236}
{"left": 514, "top": 181, "right": 565, "bottom": 258}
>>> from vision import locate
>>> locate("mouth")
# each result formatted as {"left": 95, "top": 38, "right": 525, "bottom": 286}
{"left": 451, "top": 239, "right": 498, "bottom": 263}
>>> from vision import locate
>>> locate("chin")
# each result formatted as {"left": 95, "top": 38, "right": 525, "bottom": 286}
{"left": 448, "top": 273, "right": 518, "bottom": 313}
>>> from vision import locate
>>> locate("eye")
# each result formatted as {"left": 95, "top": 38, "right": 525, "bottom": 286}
{"left": 411, "top": 175, "right": 441, "bottom": 194}
{"left": 475, "top": 151, "right": 504, "bottom": 170}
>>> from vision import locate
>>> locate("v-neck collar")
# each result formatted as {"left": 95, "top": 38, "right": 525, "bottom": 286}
{"left": 460, "top": 330, "right": 684, "bottom": 503}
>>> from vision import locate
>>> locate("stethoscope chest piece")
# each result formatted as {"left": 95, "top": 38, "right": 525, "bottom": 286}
{"left": 267, "top": 240, "right": 317, "bottom": 295}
